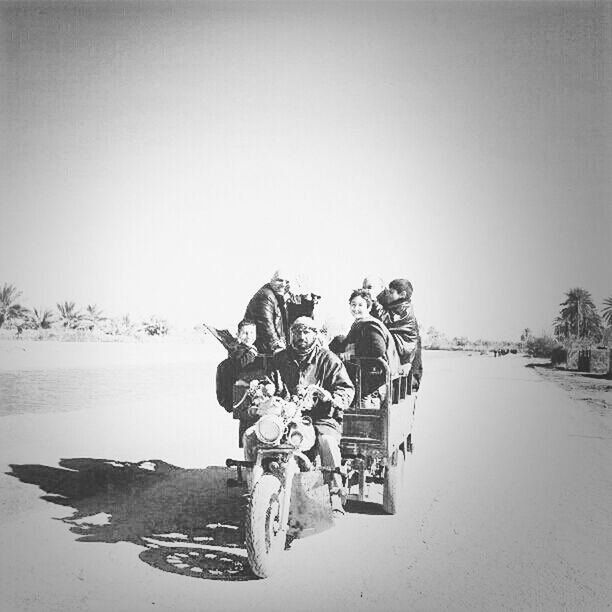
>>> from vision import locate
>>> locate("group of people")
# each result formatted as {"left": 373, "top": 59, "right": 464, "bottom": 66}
{"left": 215, "top": 270, "right": 422, "bottom": 516}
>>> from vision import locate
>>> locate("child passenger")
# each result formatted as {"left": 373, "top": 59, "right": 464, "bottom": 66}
{"left": 216, "top": 319, "right": 259, "bottom": 413}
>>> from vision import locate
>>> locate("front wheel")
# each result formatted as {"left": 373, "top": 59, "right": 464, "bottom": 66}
{"left": 245, "top": 474, "right": 286, "bottom": 578}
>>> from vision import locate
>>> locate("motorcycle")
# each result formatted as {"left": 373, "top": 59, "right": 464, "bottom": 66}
{"left": 228, "top": 383, "right": 326, "bottom": 578}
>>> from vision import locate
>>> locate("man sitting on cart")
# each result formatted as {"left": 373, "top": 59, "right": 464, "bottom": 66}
{"left": 243, "top": 316, "right": 354, "bottom": 516}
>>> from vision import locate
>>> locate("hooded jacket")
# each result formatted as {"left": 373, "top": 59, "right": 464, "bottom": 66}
{"left": 373, "top": 298, "right": 419, "bottom": 366}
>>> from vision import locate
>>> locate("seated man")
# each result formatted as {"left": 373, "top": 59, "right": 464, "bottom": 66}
{"left": 244, "top": 270, "right": 291, "bottom": 354}
{"left": 243, "top": 316, "right": 355, "bottom": 516}
{"left": 373, "top": 279, "right": 420, "bottom": 374}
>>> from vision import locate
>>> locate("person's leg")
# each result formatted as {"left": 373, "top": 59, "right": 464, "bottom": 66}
{"left": 316, "top": 431, "right": 344, "bottom": 515}
{"left": 242, "top": 426, "right": 259, "bottom": 489}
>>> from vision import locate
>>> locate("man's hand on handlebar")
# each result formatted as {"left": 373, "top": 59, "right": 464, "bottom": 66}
{"left": 311, "top": 385, "right": 332, "bottom": 404}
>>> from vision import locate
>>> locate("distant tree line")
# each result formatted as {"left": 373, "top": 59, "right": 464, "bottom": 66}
{"left": 524, "top": 288, "right": 612, "bottom": 358}
{"left": 0, "top": 283, "right": 169, "bottom": 337}
{"left": 422, "top": 287, "right": 612, "bottom": 358}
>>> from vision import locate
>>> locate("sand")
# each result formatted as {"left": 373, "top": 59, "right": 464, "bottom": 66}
{"left": 0, "top": 342, "right": 610, "bottom": 612}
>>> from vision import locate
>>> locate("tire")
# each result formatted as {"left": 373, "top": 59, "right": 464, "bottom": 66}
{"left": 245, "top": 474, "right": 286, "bottom": 578}
{"left": 382, "top": 449, "right": 405, "bottom": 515}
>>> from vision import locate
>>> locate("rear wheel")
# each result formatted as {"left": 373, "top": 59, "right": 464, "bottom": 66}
{"left": 245, "top": 474, "right": 286, "bottom": 578}
{"left": 382, "top": 448, "right": 405, "bottom": 514}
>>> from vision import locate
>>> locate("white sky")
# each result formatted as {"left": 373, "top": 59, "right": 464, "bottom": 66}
{"left": 1, "top": 1, "right": 610, "bottom": 340}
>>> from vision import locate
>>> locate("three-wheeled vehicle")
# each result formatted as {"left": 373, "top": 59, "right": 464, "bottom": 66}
{"left": 340, "top": 356, "right": 416, "bottom": 514}
{"left": 221, "top": 350, "right": 416, "bottom": 577}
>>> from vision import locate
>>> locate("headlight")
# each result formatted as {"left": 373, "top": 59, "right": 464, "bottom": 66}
{"left": 287, "top": 421, "right": 316, "bottom": 451}
{"left": 255, "top": 415, "right": 284, "bottom": 444}
{"left": 289, "top": 429, "right": 304, "bottom": 447}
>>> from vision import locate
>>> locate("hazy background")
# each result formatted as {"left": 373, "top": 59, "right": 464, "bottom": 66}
{"left": 1, "top": 1, "right": 610, "bottom": 339}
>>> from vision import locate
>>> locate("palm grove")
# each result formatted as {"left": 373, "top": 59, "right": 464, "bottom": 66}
{"left": 1, "top": 282, "right": 611, "bottom": 347}
{"left": 0, "top": 283, "right": 168, "bottom": 336}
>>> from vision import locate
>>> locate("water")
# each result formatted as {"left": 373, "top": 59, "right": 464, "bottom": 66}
{"left": 0, "top": 348, "right": 465, "bottom": 418}
{"left": 0, "top": 363, "right": 214, "bottom": 417}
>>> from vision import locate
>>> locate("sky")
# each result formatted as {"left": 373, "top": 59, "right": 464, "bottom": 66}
{"left": 1, "top": 1, "right": 610, "bottom": 340}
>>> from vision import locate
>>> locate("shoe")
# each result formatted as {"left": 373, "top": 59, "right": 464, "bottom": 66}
{"left": 330, "top": 493, "right": 345, "bottom": 517}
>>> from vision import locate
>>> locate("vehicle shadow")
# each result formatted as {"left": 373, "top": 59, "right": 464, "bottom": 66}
{"left": 6, "top": 458, "right": 255, "bottom": 581}
{"left": 344, "top": 498, "right": 388, "bottom": 515}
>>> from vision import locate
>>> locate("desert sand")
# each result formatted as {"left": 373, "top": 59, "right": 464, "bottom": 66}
{"left": 0, "top": 341, "right": 610, "bottom": 612}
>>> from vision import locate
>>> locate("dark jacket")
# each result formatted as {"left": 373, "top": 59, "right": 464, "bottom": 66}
{"left": 244, "top": 284, "right": 289, "bottom": 354}
{"left": 286, "top": 293, "right": 319, "bottom": 327}
{"left": 332, "top": 317, "right": 400, "bottom": 396}
{"left": 271, "top": 344, "right": 355, "bottom": 435}
{"left": 215, "top": 343, "right": 259, "bottom": 412}
{"left": 373, "top": 298, "right": 419, "bottom": 366}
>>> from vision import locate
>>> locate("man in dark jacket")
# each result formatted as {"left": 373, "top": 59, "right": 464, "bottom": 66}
{"left": 373, "top": 278, "right": 420, "bottom": 372}
{"left": 244, "top": 316, "right": 354, "bottom": 516}
{"left": 244, "top": 270, "right": 290, "bottom": 354}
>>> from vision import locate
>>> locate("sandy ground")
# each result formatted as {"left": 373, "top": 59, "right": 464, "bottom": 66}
{"left": 0, "top": 342, "right": 611, "bottom": 612}
{"left": 529, "top": 362, "right": 612, "bottom": 412}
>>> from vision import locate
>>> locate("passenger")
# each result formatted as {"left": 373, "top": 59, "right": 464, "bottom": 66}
{"left": 244, "top": 270, "right": 291, "bottom": 354}
{"left": 362, "top": 276, "right": 391, "bottom": 314}
{"left": 243, "top": 316, "right": 354, "bottom": 516}
{"left": 332, "top": 289, "right": 400, "bottom": 407}
{"left": 215, "top": 320, "right": 269, "bottom": 445}
{"left": 373, "top": 278, "right": 420, "bottom": 375}
{"left": 287, "top": 292, "right": 322, "bottom": 327}
{"left": 216, "top": 319, "right": 259, "bottom": 413}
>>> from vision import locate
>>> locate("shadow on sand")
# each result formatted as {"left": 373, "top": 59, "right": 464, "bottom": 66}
{"left": 344, "top": 498, "right": 388, "bottom": 515}
{"left": 7, "top": 458, "right": 255, "bottom": 580}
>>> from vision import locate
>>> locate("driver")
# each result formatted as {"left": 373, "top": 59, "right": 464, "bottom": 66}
{"left": 273, "top": 317, "right": 354, "bottom": 516}
{"left": 243, "top": 316, "right": 354, "bottom": 516}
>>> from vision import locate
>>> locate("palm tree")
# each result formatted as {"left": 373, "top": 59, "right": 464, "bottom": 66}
{"left": 554, "top": 288, "right": 602, "bottom": 341}
{"left": 56, "top": 301, "right": 83, "bottom": 329}
{"left": 28, "top": 307, "right": 55, "bottom": 330}
{"left": 602, "top": 296, "right": 612, "bottom": 328}
{"left": 82, "top": 304, "right": 105, "bottom": 330}
{"left": 0, "top": 283, "right": 26, "bottom": 328}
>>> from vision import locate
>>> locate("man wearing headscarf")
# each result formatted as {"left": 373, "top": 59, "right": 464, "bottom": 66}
{"left": 244, "top": 270, "right": 291, "bottom": 354}
{"left": 271, "top": 316, "right": 354, "bottom": 516}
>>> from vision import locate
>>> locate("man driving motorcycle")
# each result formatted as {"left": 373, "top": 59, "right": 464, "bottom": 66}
{"left": 243, "top": 316, "right": 354, "bottom": 516}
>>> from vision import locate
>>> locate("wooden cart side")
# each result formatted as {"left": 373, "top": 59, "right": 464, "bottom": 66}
{"left": 340, "top": 357, "right": 392, "bottom": 457}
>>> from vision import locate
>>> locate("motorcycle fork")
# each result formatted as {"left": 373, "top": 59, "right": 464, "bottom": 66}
{"left": 253, "top": 450, "right": 298, "bottom": 537}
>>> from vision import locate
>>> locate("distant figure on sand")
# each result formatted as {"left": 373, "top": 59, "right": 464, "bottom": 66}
{"left": 244, "top": 270, "right": 291, "bottom": 354}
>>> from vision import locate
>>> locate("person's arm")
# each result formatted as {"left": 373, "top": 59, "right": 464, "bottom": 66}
{"left": 230, "top": 344, "right": 258, "bottom": 370}
{"left": 361, "top": 325, "right": 388, "bottom": 361}
{"left": 330, "top": 360, "right": 355, "bottom": 411}
{"left": 314, "top": 357, "right": 355, "bottom": 417}
{"left": 391, "top": 312, "right": 419, "bottom": 365}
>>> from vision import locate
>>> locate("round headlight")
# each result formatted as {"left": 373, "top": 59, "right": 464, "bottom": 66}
{"left": 289, "top": 430, "right": 304, "bottom": 447}
{"left": 255, "top": 415, "right": 284, "bottom": 444}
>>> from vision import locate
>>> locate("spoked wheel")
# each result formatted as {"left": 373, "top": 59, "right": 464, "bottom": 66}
{"left": 382, "top": 447, "right": 406, "bottom": 515}
{"left": 245, "top": 474, "right": 286, "bottom": 578}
